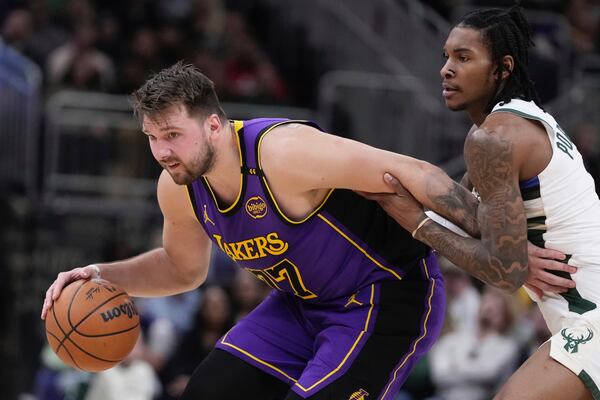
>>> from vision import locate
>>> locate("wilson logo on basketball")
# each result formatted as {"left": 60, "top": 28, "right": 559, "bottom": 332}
{"left": 245, "top": 196, "right": 268, "bottom": 219}
{"left": 100, "top": 300, "right": 139, "bottom": 322}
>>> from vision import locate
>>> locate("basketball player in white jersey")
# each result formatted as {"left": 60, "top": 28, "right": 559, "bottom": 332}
{"left": 367, "top": 6, "right": 600, "bottom": 400}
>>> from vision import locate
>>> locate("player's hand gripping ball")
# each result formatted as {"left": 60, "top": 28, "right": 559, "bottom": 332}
{"left": 45, "top": 279, "right": 140, "bottom": 371}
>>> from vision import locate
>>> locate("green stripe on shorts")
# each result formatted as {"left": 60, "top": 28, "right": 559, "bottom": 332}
{"left": 579, "top": 370, "right": 600, "bottom": 400}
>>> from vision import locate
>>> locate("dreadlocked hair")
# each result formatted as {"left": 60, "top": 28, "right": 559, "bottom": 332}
{"left": 458, "top": 5, "right": 543, "bottom": 113}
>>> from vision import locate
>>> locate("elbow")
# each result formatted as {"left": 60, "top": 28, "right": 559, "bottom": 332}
{"left": 500, "top": 263, "right": 528, "bottom": 294}
{"left": 181, "top": 268, "right": 207, "bottom": 291}
{"left": 479, "top": 254, "right": 527, "bottom": 293}
{"left": 172, "top": 264, "right": 208, "bottom": 293}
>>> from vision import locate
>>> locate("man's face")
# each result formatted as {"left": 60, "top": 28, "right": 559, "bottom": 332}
{"left": 440, "top": 27, "right": 498, "bottom": 113}
{"left": 142, "top": 105, "right": 216, "bottom": 185}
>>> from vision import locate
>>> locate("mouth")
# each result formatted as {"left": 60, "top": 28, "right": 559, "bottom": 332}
{"left": 164, "top": 161, "right": 181, "bottom": 170}
{"left": 442, "top": 84, "right": 459, "bottom": 99}
{"left": 442, "top": 83, "right": 459, "bottom": 98}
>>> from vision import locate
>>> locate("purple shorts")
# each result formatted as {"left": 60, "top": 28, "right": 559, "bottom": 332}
{"left": 216, "top": 252, "right": 445, "bottom": 399}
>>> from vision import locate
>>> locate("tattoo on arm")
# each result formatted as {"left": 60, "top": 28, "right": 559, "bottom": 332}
{"left": 422, "top": 169, "right": 480, "bottom": 238}
{"left": 418, "top": 130, "right": 528, "bottom": 292}
{"left": 415, "top": 222, "right": 521, "bottom": 291}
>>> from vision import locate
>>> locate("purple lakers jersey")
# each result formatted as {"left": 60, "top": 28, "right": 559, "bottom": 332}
{"left": 186, "top": 118, "right": 429, "bottom": 301}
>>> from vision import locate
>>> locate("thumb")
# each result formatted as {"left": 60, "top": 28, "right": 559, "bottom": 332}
{"left": 383, "top": 173, "right": 399, "bottom": 184}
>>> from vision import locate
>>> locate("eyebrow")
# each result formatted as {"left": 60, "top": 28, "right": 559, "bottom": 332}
{"left": 142, "top": 125, "right": 181, "bottom": 135}
{"left": 451, "top": 47, "right": 473, "bottom": 53}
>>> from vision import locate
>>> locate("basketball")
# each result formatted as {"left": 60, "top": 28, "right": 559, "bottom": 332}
{"left": 45, "top": 279, "right": 140, "bottom": 372}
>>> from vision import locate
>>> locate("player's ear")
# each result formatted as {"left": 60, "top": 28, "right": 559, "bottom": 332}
{"left": 500, "top": 55, "right": 514, "bottom": 80}
{"left": 206, "top": 113, "right": 223, "bottom": 136}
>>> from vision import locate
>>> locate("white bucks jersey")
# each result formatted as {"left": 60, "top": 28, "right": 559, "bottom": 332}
{"left": 491, "top": 99, "right": 600, "bottom": 334}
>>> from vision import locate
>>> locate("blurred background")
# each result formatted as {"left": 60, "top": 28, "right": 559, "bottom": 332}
{"left": 1, "top": 0, "right": 599, "bottom": 399}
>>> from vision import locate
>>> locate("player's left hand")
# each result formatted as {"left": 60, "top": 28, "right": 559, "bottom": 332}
{"left": 524, "top": 242, "right": 576, "bottom": 299}
{"left": 359, "top": 172, "right": 427, "bottom": 233}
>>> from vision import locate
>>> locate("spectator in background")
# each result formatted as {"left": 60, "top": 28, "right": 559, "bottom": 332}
{"left": 190, "top": 49, "right": 226, "bottom": 96}
{"left": 138, "top": 289, "right": 203, "bottom": 338}
{"left": 1, "top": 8, "right": 33, "bottom": 51}
{"left": 440, "top": 257, "right": 480, "bottom": 334}
{"left": 222, "top": 12, "right": 287, "bottom": 101}
{"left": 516, "top": 305, "right": 552, "bottom": 365}
{"left": 95, "top": 12, "right": 122, "bottom": 61}
{"left": 157, "top": 24, "right": 189, "bottom": 66}
{"left": 573, "top": 123, "right": 600, "bottom": 193}
{"left": 429, "top": 287, "right": 519, "bottom": 400}
{"left": 565, "top": 0, "right": 600, "bottom": 54}
{"left": 158, "top": 285, "right": 234, "bottom": 400}
{"left": 117, "top": 27, "right": 162, "bottom": 93}
{"left": 135, "top": 227, "right": 203, "bottom": 372}
{"left": 190, "top": 0, "right": 227, "bottom": 52}
{"left": 21, "top": 0, "right": 70, "bottom": 66}
{"left": 46, "top": 22, "right": 115, "bottom": 92}
{"left": 84, "top": 335, "right": 159, "bottom": 400}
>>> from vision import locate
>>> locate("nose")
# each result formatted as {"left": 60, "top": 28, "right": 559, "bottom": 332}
{"left": 151, "top": 141, "right": 174, "bottom": 161}
{"left": 440, "top": 59, "right": 455, "bottom": 79}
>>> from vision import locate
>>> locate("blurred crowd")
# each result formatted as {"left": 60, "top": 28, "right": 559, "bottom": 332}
{"left": 2, "top": 0, "right": 600, "bottom": 399}
{"left": 1, "top": 0, "right": 289, "bottom": 102}
{"left": 396, "top": 258, "right": 551, "bottom": 400}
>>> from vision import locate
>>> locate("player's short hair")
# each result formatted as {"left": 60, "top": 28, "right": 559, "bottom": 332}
{"left": 131, "top": 61, "right": 227, "bottom": 122}
{"left": 458, "top": 5, "right": 543, "bottom": 112}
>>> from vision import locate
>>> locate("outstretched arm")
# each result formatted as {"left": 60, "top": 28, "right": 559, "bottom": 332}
{"left": 369, "top": 175, "right": 575, "bottom": 294}
{"left": 368, "top": 172, "right": 526, "bottom": 292}
{"left": 364, "top": 127, "right": 528, "bottom": 292}
{"left": 261, "top": 123, "right": 480, "bottom": 237}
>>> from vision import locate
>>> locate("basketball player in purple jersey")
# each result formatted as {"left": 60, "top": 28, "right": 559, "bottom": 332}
{"left": 41, "top": 62, "right": 567, "bottom": 399}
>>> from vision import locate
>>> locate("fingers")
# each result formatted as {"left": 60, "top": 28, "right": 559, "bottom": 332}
{"left": 383, "top": 173, "right": 406, "bottom": 194}
{"left": 41, "top": 268, "right": 92, "bottom": 320}
{"left": 525, "top": 267, "right": 575, "bottom": 297}
{"left": 383, "top": 172, "right": 400, "bottom": 185}
{"left": 41, "top": 285, "right": 55, "bottom": 320}
{"left": 527, "top": 242, "right": 566, "bottom": 260}
{"left": 538, "top": 259, "right": 577, "bottom": 274}
{"left": 537, "top": 269, "right": 575, "bottom": 289}
{"left": 526, "top": 278, "right": 570, "bottom": 295}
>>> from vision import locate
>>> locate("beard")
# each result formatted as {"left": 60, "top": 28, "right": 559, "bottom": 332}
{"left": 165, "top": 143, "right": 216, "bottom": 185}
{"left": 446, "top": 101, "right": 467, "bottom": 111}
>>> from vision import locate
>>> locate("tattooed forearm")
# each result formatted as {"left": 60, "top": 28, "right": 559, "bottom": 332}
{"left": 421, "top": 167, "right": 481, "bottom": 238}
{"left": 428, "top": 180, "right": 480, "bottom": 238}
{"left": 415, "top": 220, "right": 528, "bottom": 292}
{"left": 432, "top": 127, "right": 529, "bottom": 291}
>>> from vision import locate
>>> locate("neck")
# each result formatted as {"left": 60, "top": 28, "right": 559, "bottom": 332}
{"left": 205, "top": 122, "right": 241, "bottom": 205}
{"left": 469, "top": 109, "right": 489, "bottom": 127}
{"left": 467, "top": 96, "right": 493, "bottom": 126}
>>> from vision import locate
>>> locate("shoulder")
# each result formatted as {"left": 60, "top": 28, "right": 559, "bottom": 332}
{"left": 260, "top": 122, "right": 334, "bottom": 169}
{"left": 464, "top": 119, "right": 520, "bottom": 183}
{"left": 482, "top": 110, "right": 546, "bottom": 139}
{"left": 261, "top": 122, "right": 325, "bottom": 153}
{"left": 467, "top": 112, "right": 545, "bottom": 152}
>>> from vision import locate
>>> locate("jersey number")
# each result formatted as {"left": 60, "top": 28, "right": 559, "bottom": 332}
{"left": 247, "top": 259, "right": 317, "bottom": 299}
